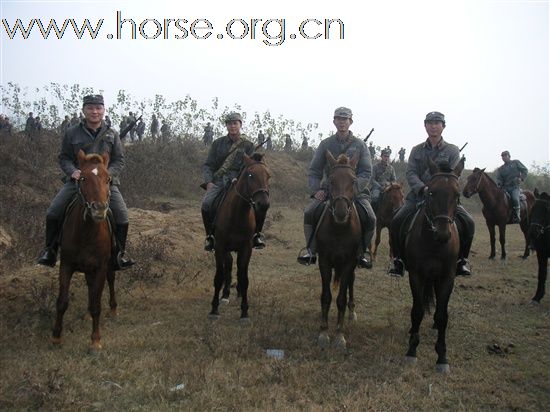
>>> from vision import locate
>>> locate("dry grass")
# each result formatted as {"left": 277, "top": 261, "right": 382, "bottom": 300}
{"left": 0, "top": 203, "right": 549, "bottom": 411}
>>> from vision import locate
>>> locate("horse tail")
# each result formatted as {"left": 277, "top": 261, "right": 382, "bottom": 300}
{"left": 423, "top": 280, "right": 435, "bottom": 313}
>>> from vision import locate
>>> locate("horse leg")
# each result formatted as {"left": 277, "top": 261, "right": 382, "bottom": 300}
{"left": 335, "top": 263, "right": 355, "bottom": 350}
{"left": 318, "top": 256, "right": 332, "bottom": 349}
{"left": 487, "top": 223, "right": 496, "bottom": 259}
{"left": 531, "top": 252, "right": 548, "bottom": 304}
{"left": 209, "top": 250, "right": 225, "bottom": 319}
{"left": 236, "top": 247, "right": 252, "bottom": 323}
{"left": 372, "top": 224, "right": 381, "bottom": 261}
{"left": 499, "top": 225, "right": 507, "bottom": 260}
{"left": 406, "top": 273, "right": 424, "bottom": 363}
{"left": 221, "top": 253, "right": 233, "bottom": 304}
{"left": 520, "top": 221, "right": 530, "bottom": 259}
{"left": 106, "top": 266, "right": 117, "bottom": 317}
{"left": 433, "top": 277, "right": 454, "bottom": 374}
{"left": 348, "top": 269, "right": 357, "bottom": 322}
{"left": 85, "top": 269, "right": 106, "bottom": 354}
{"left": 52, "top": 263, "right": 74, "bottom": 344}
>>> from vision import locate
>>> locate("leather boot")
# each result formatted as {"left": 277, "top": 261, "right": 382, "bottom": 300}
{"left": 114, "top": 223, "right": 135, "bottom": 270}
{"left": 37, "top": 218, "right": 59, "bottom": 267}
{"left": 456, "top": 258, "right": 472, "bottom": 276}
{"left": 202, "top": 209, "right": 215, "bottom": 251}
{"left": 253, "top": 232, "right": 266, "bottom": 249}
{"left": 297, "top": 224, "right": 316, "bottom": 265}
{"left": 388, "top": 258, "right": 404, "bottom": 277}
{"left": 512, "top": 207, "right": 521, "bottom": 224}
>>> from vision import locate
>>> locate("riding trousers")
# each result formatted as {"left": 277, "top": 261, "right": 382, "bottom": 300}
{"left": 503, "top": 186, "right": 521, "bottom": 211}
{"left": 46, "top": 181, "right": 129, "bottom": 224}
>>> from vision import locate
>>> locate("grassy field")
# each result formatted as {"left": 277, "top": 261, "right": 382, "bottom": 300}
{"left": 0, "top": 199, "right": 548, "bottom": 411}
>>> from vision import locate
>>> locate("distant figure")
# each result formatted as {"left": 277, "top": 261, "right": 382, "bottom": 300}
{"left": 0, "top": 114, "right": 12, "bottom": 134}
{"left": 398, "top": 147, "right": 406, "bottom": 162}
{"left": 301, "top": 133, "right": 308, "bottom": 149}
{"left": 160, "top": 120, "right": 171, "bottom": 141}
{"left": 370, "top": 148, "right": 397, "bottom": 211}
{"left": 69, "top": 113, "right": 79, "bottom": 127}
{"left": 105, "top": 115, "right": 112, "bottom": 128}
{"left": 136, "top": 118, "right": 145, "bottom": 141}
{"left": 119, "top": 116, "right": 128, "bottom": 137}
{"left": 266, "top": 133, "right": 273, "bottom": 150}
{"left": 496, "top": 150, "right": 528, "bottom": 224}
{"left": 257, "top": 130, "right": 265, "bottom": 146}
{"left": 284, "top": 134, "right": 292, "bottom": 152}
{"left": 59, "top": 115, "right": 70, "bottom": 133}
{"left": 128, "top": 112, "right": 137, "bottom": 141}
{"left": 384, "top": 145, "right": 392, "bottom": 156}
{"left": 150, "top": 113, "right": 160, "bottom": 140}
{"left": 34, "top": 116, "right": 43, "bottom": 133}
{"left": 203, "top": 122, "right": 214, "bottom": 146}
{"left": 25, "top": 112, "right": 35, "bottom": 136}
{"left": 368, "top": 141, "right": 376, "bottom": 159}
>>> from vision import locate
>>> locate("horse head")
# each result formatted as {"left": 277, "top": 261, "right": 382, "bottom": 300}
{"left": 326, "top": 151, "right": 358, "bottom": 224}
{"left": 529, "top": 188, "right": 550, "bottom": 242}
{"left": 462, "top": 167, "right": 486, "bottom": 198}
{"left": 425, "top": 157, "right": 464, "bottom": 243}
{"left": 77, "top": 149, "right": 111, "bottom": 222}
{"left": 240, "top": 153, "right": 271, "bottom": 214}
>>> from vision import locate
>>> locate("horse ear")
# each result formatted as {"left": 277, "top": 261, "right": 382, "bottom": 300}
{"left": 326, "top": 150, "right": 337, "bottom": 167}
{"left": 243, "top": 153, "right": 253, "bottom": 166}
{"left": 428, "top": 157, "right": 438, "bottom": 175}
{"left": 453, "top": 156, "right": 465, "bottom": 177}
{"left": 481, "top": 168, "right": 486, "bottom": 173}
{"left": 77, "top": 149, "right": 86, "bottom": 166}
{"left": 102, "top": 151, "right": 110, "bottom": 165}
{"left": 350, "top": 152, "right": 360, "bottom": 169}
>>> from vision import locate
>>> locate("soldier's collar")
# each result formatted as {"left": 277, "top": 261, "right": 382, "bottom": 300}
{"left": 424, "top": 137, "right": 445, "bottom": 149}
{"left": 334, "top": 131, "right": 353, "bottom": 143}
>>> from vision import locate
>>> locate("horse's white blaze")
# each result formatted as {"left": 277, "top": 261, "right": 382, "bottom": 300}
{"left": 92, "top": 167, "right": 98, "bottom": 176}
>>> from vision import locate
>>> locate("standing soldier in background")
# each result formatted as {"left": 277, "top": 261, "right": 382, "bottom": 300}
{"left": 59, "top": 115, "right": 70, "bottom": 134}
{"left": 203, "top": 122, "right": 214, "bottom": 146}
{"left": 136, "top": 118, "right": 145, "bottom": 141}
{"left": 368, "top": 141, "right": 376, "bottom": 159}
{"left": 127, "top": 112, "right": 137, "bottom": 141}
{"left": 266, "top": 132, "right": 273, "bottom": 150}
{"left": 398, "top": 147, "right": 406, "bottom": 162}
{"left": 201, "top": 112, "right": 266, "bottom": 251}
{"left": 105, "top": 115, "right": 112, "bottom": 128}
{"left": 25, "top": 112, "right": 35, "bottom": 137}
{"left": 495, "top": 150, "right": 528, "bottom": 224}
{"left": 150, "top": 113, "right": 160, "bottom": 140}
{"left": 69, "top": 113, "right": 79, "bottom": 127}
{"left": 257, "top": 130, "right": 265, "bottom": 146}
{"left": 160, "top": 120, "right": 171, "bottom": 141}
{"left": 284, "top": 134, "right": 293, "bottom": 152}
{"left": 370, "top": 148, "right": 397, "bottom": 212}
{"left": 37, "top": 94, "right": 135, "bottom": 270}
{"left": 301, "top": 133, "right": 309, "bottom": 150}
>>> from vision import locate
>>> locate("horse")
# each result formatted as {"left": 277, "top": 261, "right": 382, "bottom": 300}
{"left": 370, "top": 182, "right": 404, "bottom": 261}
{"left": 528, "top": 189, "right": 550, "bottom": 304}
{"left": 52, "top": 150, "right": 116, "bottom": 354}
{"left": 462, "top": 167, "right": 534, "bottom": 259}
{"left": 208, "top": 153, "right": 270, "bottom": 322}
{"left": 316, "top": 152, "right": 362, "bottom": 349}
{"left": 403, "top": 158, "right": 464, "bottom": 373}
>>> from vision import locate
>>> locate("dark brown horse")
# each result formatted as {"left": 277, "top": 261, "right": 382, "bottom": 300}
{"left": 528, "top": 189, "right": 550, "bottom": 304}
{"left": 463, "top": 167, "right": 534, "bottom": 260}
{"left": 52, "top": 150, "right": 116, "bottom": 353}
{"left": 404, "top": 158, "right": 464, "bottom": 373}
{"left": 370, "top": 182, "right": 404, "bottom": 261}
{"left": 208, "top": 153, "right": 270, "bottom": 322}
{"left": 316, "top": 152, "right": 361, "bottom": 349}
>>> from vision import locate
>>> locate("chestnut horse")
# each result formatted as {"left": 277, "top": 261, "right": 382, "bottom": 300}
{"left": 316, "top": 152, "right": 361, "bottom": 349}
{"left": 528, "top": 189, "right": 550, "bottom": 304}
{"left": 403, "top": 158, "right": 464, "bottom": 373}
{"left": 208, "top": 153, "right": 270, "bottom": 322}
{"left": 52, "top": 150, "right": 116, "bottom": 354}
{"left": 370, "top": 182, "right": 404, "bottom": 261}
{"left": 463, "top": 167, "right": 534, "bottom": 259}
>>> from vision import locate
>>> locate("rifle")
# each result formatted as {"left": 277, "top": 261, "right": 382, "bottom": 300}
{"left": 459, "top": 142, "right": 468, "bottom": 152}
{"left": 363, "top": 128, "right": 374, "bottom": 142}
{"left": 120, "top": 114, "right": 142, "bottom": 139}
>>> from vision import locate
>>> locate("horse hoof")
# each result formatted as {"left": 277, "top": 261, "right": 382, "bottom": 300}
{"left": 84, "top": 312, "right": 92, "bottom": 321}
{"left": 107, "top": 309, "right": 118, "bottom": 318}
{"left": 334, "top": 334, "right": 347, "bottom": 350}
{"left": 207, "top": 313, "right": 220, "bottom": 321}
{"left": 87, "top": 342, "right": 102, "bottom": 356}
{"left": 318, "top": 333, "right": 330, "bottom": 349}
{"left": 404, "top": 356, "right": 417, "bottom": 365}
{"left": 436, "top": 363, "right": 450, "bottom": 374}
{"left": 239, "top": 317, "right": 251, "bottom": 326}
{"left": 349, "top": 311, "right": 357, "bottom": 322}
{"left": 51, "top": 337, "right": 63, "bottom": 345}
{"left": 530, "top": 299, "right": 540, "bottom": 306}
{"left": 220, "top": 298, "right": 230, "bottom": 305}
{"left": 488, "top": 256, "right": 495, "bottom": 260}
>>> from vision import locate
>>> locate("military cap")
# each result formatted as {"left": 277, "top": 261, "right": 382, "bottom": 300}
{"left": 333, "top": 107, "right": 353, "bottom": 119}
{"left": 381, "top": 149, "right": 391, "bottom": 157}
{"left": 83, "top": 94, "right": 104, "bottom": 106}
{"left": 225, "top": 112, "right": 242, "bottom": 123}
{"left": 424, "top": 111, "right": 445, "bottom": 123}
{"left": 501, "top": 150, "right": 510, "bottom": 157}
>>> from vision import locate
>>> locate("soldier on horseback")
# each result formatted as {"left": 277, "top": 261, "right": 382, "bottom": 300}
{"left": 496, "top": 151, "right": 528, "bottom": 224}
{"left": 370, "top": 148, "right": 397, "bottom": 212}
{"left": 297, "top": 107, "right": 376, "bottom": 269}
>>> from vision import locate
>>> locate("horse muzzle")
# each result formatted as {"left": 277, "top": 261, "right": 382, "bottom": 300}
{"left": 89, "top": 202, "right": 109, "bottom": 221}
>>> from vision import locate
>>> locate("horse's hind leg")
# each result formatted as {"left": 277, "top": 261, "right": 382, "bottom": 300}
{"left": 52, "top": 264, "right": 74, "bottom": 344}
{"left": 406, "top": 274, "right": 424, "bottom": 363}
{"left": 499, "top": 225, "right": 507, "bottom": 260}
{"left": 221, "top": 253, "right": 233, "bottom": 304}
{"left": 433, "top": 278, "right": 453, "bottom": 374}
{"left": 236, "top": 248, "right": 252, "bottom": 322}
{"left": 209, "top": 251, "right": 225, "bottom": 319}
{"left": 531, "top": 252, "right": 548, "bottom": 303}
{"left": 85, "top": 269, "right": 106, "bottom": 354}
{"left": 106, "top": 267, "right": 117, "bottom": 317}
{"left": 520, "top": 222, "right": 530, "bottom": 259}
{"left": 487, "top": 223, "right": 496, "bottom": 259}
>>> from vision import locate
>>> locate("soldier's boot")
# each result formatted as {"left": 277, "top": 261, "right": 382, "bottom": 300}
{"left": 202, "top": 209, "right": 215, "bottom": 251}
{"left": 512, "top": 207, "right": 521, "bottom": 224}
{"left": 37, "top": 218, "right": 59, "bottom": 267}
{"left": 456, "top": 258, "right": 471, "bottom": 276}
{"left": 297, "top": 224, "right": 317, "bottom": 265}
{"left": 253, "top": 232, "right": 266, "bottom": 249}
{"left": 114, "top": 223, "right": 136, "bottom": 270}
{"left": 388, "top": 258, "right": 405, "bottom": 277}
{"left": 357, "top": 228, "right": 374, "bottom": 269}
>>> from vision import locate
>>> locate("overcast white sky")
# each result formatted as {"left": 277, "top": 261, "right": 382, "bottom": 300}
{"left": 1, "top": 0, "right": 548, "bottom": 169}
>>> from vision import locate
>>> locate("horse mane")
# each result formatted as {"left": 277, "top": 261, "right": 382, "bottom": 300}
{"left": 336, "top": 154, "right": 349, "bottom": 165}
{"left": 251, "top": 152, "right": 264, "bottom": 162}
{"left": 476, "top": 168, "right": 500, "bottom": 189}
{"left": 435, "top": 161, "right": 452, "bottom": 173}
{"left": 84, "top": 153, "right": 106, "bottom": 164}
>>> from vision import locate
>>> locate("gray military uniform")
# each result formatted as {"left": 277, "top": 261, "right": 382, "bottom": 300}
{"left": 495, "top": 159, "right": 528, "bottom": 213}
{"left": 370, "top": 161, "right": 396, "bottom": 203}
{"left": 46, "top": 121, "right": 129, "bottom": 225}
{"left": 303, "top": 132, "right": 376, "bottom": 254}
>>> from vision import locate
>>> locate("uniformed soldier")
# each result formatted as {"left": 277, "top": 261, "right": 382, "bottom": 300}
{"left": 37, "top": 94, "right": 135, "bottom": 270}
{"left": 388, "top": 111, "right": 475, "bottom": 277}
{"left": 201, "top": 112, "right": 267, "bottom": 251}
{"left": 370, "top": 148, "right": 397, "bottom": 211}
{"left": 297, "top": 107, "right": 376, "bottom": 269}
{"left": 398, "top": 147, "right": 406, "bottom": 162}
{"left": 150, "top": 114, "right": 160, "bottom": 140}
{"left": 368, "top": 141, "right": 376, "bottom": 159}
{"left": 203, "top": 122, "right": 214, "bottom": 146}
{"left": 257, "top": 130, "right": 265, "bottom": 146}
{"left": 495, "top": 150, "right": 528, "bottom": 223}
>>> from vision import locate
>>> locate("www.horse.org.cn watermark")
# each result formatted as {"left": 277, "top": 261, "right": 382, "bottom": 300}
{"left": 2, "top": 11, "right": 345, "bottom": 46}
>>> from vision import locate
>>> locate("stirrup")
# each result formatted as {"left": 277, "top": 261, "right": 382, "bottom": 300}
{"left": 388, "top": 259, "right": 404, "bottom": 277}
{"left": 115, "top": 252, "right": 135, "bottom": 270}
{"left": 204, "top": 235, "right": 215, "bottom": 251}
{"left": 253, "top": 232, "right": 266, "bottom": 249}
{"left": 297, "top": 248, "right": 316, "bottom": 266}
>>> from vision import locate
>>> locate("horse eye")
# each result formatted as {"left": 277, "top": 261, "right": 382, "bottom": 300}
{"left": 247, "top": 173, "right": 253, "bottom": 178}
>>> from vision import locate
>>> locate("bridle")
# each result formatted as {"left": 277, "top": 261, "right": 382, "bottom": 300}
{"left": 468, "top": 170, "right": 484, "bottom": 195}
{"left": 328, "top": 164, "right": 356, "bottom": 220}
{"left": 529, "top": 198, "right": 550, "bottom": 238}
{"left": 423, "top": 173, "right": 459, "bottom": 232}
{"left": 234, "top": 161, "right": 270, "bottom": 207}
{"left": 75, "top": 175, "right": 111, "bottom": 221}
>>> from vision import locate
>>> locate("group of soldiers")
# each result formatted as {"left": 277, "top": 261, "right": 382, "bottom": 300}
{"left": 35, "top": 95, "right": 529, "bottom": 281}
{"left": 368, "top": 142, "right": 407, "bottom": 163}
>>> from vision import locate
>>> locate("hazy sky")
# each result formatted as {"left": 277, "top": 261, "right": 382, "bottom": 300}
{"left": 1, "top": 0, "right": 548, "bottom": 170}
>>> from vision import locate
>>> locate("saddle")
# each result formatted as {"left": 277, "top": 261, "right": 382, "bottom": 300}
{"left": 502, "top": 191, "right": 527, "bottom": 223}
